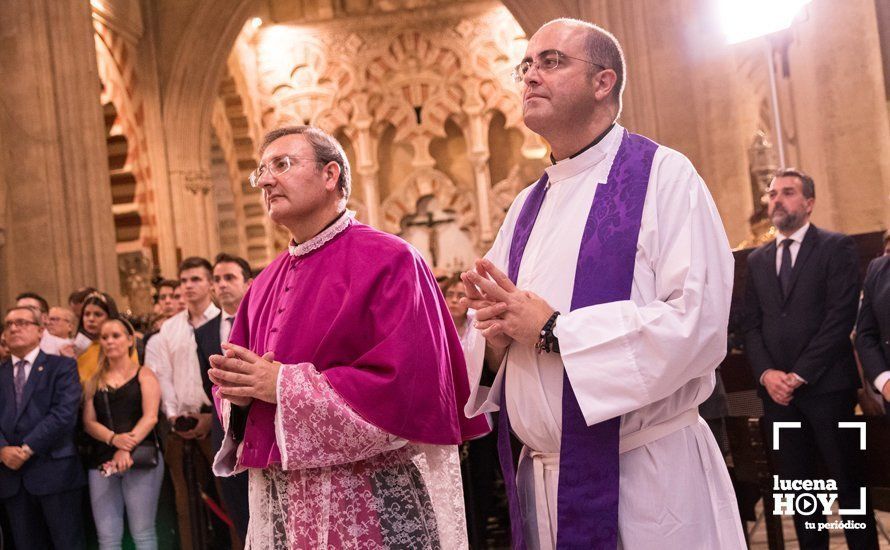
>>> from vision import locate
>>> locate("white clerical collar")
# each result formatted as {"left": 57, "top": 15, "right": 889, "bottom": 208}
{"left": 544, "top": 124, "right": 623, "bottom": 184}
{"left": 289, "top": 210, "right": 354, "bottom": 257}
{"left": 776, "top": 222, "right": 810, "bottom": 246}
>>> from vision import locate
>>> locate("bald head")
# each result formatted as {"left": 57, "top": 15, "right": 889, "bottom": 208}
{"left": 542, "top": 18, "right": 625, "bottom": 114}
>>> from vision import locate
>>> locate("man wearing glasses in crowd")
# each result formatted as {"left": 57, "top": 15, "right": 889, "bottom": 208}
{"left": 460, "top": 18, "right": 745, "bottom": 548}
{"left": 0, "top": 307, "right": 85, "bottom": 549}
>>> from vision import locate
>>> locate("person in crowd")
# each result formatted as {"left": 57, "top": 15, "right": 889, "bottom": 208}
{"left": 145, "top": 256, "right": 219, "bottom": 550}
{"left": 47, "top": 306, "right": 77, "bottom": 339}
{"left": 209, "top": 125, "right": 487, "bottom": 548}
{"left": 69, "top": 287, "right": 98, "bottom": 355}
{"left": 856, "top": 231, "right": 890, "bottom": 415}
{"left": 744, "top": 168, "right": 878, "bottom": 548}
{"left": 142, "top": 280, "right": 181, "bottom": 363}
{"left": 194, "top": 253, "right": 252, "bottom": 545}
{"left": 0, "top": 306, "right": 85, "bottom": 549}
{"left": 460, "top": 18, "right": 743, "bottom": 548}
{"left": 175, "top": 285, "right": 187, "bottom": 314}
{"left": 0, "top": 327, "right": 9, "bottom": 363}
{"left": 46, "top": 306, "right": 77, "bottom": 357}
{"left": 443, "top": 273, "right": 504, "bottom": 547}
{"left": 76, "top": 292, "right": 129, "bottom": 382}
{"left": 82, "top": 317, "right": 163, "bottom": 550}
{"left": 16, "top": 292, "right": 73, "bottom": 357}
{"left": 154, "top": 280, "right": 183, "bottom": 318}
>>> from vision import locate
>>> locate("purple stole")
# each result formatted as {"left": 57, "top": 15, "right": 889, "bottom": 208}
{"left": 497, "top": 130, "right": 657, "bottom": 549}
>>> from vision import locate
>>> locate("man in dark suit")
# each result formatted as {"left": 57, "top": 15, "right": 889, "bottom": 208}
{"left": 744, "top": 168, "right": 878, "bottom": 549}
{"left": 195, "top": 253, "right": 253, "bottom": 545}
{"left": 855, "top": 237, "right": 890, "bottom": 411}
{"left": 0, "top": 306, "right": 85, "bottom": 550}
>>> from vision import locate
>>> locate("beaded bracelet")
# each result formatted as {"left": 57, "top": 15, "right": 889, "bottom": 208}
{"left": 535, "top": 311, "right": 561, "bottom": 354}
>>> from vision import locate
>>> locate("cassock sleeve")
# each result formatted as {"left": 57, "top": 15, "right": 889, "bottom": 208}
{"left": 555, "top": 151, "right": 734, "bottom": 427}
{"left": 275, "top": 362, "right": 407, "bottom": 470}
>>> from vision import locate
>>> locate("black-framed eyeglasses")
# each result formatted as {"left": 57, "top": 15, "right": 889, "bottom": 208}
{"left": 249, "top": 155, "right": 319, "bottom": 188}
{"left": 4, "top": 319, "right": 39, "bottom": 330}
{"left": 511, "top": 49, "right": 607, "bottom": 83}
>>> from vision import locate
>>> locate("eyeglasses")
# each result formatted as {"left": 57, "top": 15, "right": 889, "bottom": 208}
{"left": 47, "top": 316, "right": 72, "bottom": 324}
{"left": 511, "top": 49, "right": 606, "bottom": 83}
{"left": 4, "top": 319, "right": 39, "bottom": 330}
{"left": 249, "top": 155, "right": 318, "bottom": 188}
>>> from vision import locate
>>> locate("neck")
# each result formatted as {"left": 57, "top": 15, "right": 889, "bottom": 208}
{"left": 106, "top": 354, "right": 132, "bottom": 372}
{"left": 222, "top": 303, "right": 239, "bottom": 316}
{"left": 546, "top": 109, "right": 615, "bottom": 161}
{"left": 11, "top": 344, "right": 38, "bottom": 359}
{"left": 285, "top": 205, "right": 344, "bottom": 244}
{"left": 188, "top": 298, "right": 212, "bottom": 322}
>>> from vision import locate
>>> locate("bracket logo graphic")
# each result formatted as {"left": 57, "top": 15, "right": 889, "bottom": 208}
{"left": 771, "top": 421, "right": 867, "bottom": 518}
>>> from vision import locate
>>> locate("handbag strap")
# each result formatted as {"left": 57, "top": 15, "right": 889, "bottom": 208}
{"left": 101, "top": 390, "right": 116, "bottom": 435}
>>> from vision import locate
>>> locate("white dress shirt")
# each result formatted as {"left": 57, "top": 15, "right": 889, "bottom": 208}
{"left": 774, "top": 222, "right": 810, "bottom": 273}
{"left": 145, "top": 303, "right": 219, "bottom": 418}
{"left": 10, "top": 346, "right": 41, "bottom": 381}
{"left": 220, "top": 312, "right": 236, "bottom": 346}
{"left": 759, "top": 223, "right": 811, "bottom": 385}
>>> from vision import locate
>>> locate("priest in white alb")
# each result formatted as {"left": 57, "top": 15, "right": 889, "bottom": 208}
{"left": 461, "top": 19, "right": 747, "bottom": 549}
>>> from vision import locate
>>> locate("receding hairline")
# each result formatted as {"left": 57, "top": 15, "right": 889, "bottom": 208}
{"left": 539, "top": 18, "right": 615, "bottom": 43}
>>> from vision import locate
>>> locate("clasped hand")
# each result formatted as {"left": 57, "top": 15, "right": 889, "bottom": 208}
{"left": 0, "top": 446, "right": 30, "bottom": 470}
{"left": 460, "top": 258, "right": 555, "bottom": 348}
{"left": 208, "top": 343, "right": 279, "bottom": 407}
{"left": 762, "top": 369, "right": 805, "bottom": 406}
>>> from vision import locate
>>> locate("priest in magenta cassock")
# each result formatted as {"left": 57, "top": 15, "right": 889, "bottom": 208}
{"left": 208, "top": 126, "right": 489, "bottom": 549}
{"left": 460, "top": 19, "right": 747, "bottom": 549}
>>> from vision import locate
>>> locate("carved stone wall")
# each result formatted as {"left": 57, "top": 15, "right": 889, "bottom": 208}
{"left": 233, "top": 1, "right": 547, "bottom": 268}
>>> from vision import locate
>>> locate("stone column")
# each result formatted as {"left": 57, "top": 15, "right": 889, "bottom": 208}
{"left": 0, "top": 0, "right": 120, "bottom": 307}
{"left": 353, "top": 124, "right": 381, "bottom": 228}
{"left": 464, "top": 112, "right": 495, "bottom": 245}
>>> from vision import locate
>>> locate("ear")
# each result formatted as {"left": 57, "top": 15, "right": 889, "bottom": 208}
{"left": 322, "top": 161, "right": 341, "bottom": 192}
{"left": 593, "top": 69, "right": 618, "bottom": 102}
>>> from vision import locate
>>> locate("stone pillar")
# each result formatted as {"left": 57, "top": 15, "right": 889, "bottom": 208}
{"left": 783, "top": 0, "right": 890, "bottom": 233}
{"left": 173, "top": 169, "right": 216, "bottom": 260}
{"left": 0, "top": 0, "right": 120, "bottom": 308}
{"left": 465, "top": 112, "right": 495, "bottom": 245}
{"left": 353, "top": 124, "right": 381, "bottom": 228}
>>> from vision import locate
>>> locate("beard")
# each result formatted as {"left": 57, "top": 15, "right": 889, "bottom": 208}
{"left": 771, "top": 207, "right": 804, "bottom": 232}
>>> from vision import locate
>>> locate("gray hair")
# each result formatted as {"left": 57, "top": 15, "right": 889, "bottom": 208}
{"left": 5, "top": 306, "right": 43, "bottom": 327}
{"left": 259, "top": 126, "right": 351, "bottom": 203}
{"left": 547, "top": 18, "right": 626, "bottom": 116}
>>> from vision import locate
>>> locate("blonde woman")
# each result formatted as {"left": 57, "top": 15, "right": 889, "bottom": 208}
{"left": 82, "top": 318, "right": 163, "bottom": 550}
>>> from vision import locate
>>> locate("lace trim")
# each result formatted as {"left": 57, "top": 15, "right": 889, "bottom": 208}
{"left": 288, "top": 210, "right": 354, "bottom": 257}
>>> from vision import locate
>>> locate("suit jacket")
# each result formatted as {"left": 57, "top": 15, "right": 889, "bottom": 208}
{"left": 194, "top": 314, "right": 222, "bottom": 405}
{"left": 0, "top": 351, "right": 85, "bottom": 498}
{"left": 855, "top": 254, "right": 890, "bottom": 389}
{"left": 744, "top": 224, "right": 861, "bottom": 398}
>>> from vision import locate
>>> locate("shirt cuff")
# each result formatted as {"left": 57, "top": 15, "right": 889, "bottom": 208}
{"left": 874, "top": 371, "right": 890, "bottom": 395}
{"left": 791, "top": 373, "right": 806, "bottom": 384}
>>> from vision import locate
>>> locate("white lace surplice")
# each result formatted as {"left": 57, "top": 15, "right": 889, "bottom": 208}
{"left": 215, "top": 363, "right": 468, "bottom": 550}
